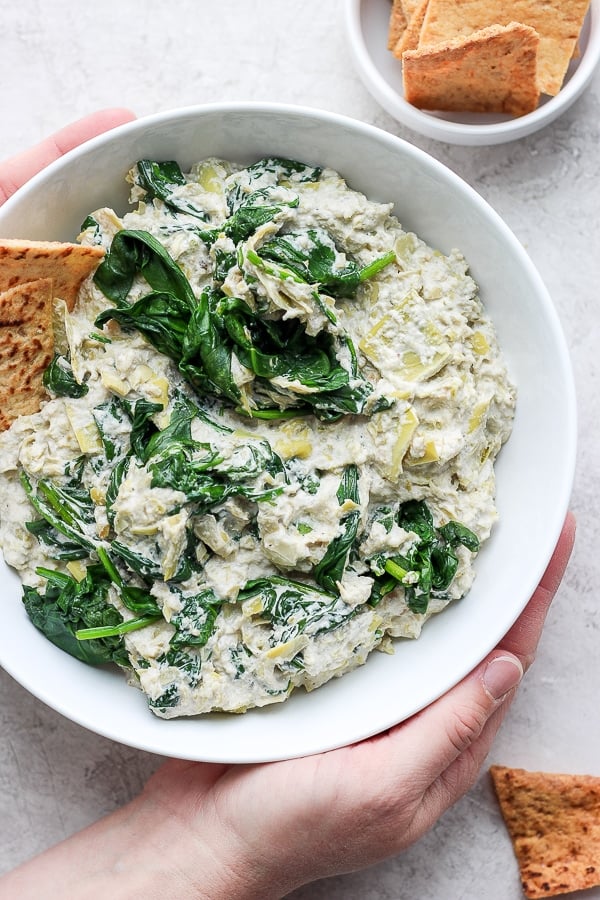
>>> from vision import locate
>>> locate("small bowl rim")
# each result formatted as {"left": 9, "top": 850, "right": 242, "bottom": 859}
{"left": 344, "top": 0, "right": 600, "bottom": 145}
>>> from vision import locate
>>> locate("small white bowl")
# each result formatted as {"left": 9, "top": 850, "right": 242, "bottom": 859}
{"left": 345, "top": 0, "right": 600, "bottom": 145}
{"left": 0, "top": 104, "right": 576, "bottom": 761}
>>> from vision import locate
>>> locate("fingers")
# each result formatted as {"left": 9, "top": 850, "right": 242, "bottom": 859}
{"left": 383, "top": 650, "right": 524, "bottom": 793}
{"left": 496, "top": 511, "right": 576, "bottom": 670}
{"left": 412, "top": 686, "right": 518, "bottom": 841}
{"left": 0, "top": 108, "right": 136, "bottom": 205}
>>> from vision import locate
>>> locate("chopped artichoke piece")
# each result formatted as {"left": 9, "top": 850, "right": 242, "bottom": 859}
{"left": 51, "top": 299, "right": 70, "bottom": 357}
{"left": 65, "top": 403, "right": 103, "bottom": 454}
{"left": 129, "top": 364, "right": 169, "bottom": 407}
{"left": 424, "top": 322, "right": 444, "bottom": 344}
{"left": 75, "top": 423, "right": 103, "bottom": 454}
{"left": 273, "top": 421, "right": 313, "bottom": 460}
{"left": 391, "top": 406, "right": 419, "bottom": 477}
{"left": 243, "top": 597, "right": 264, "bottom": 617}
{"left": 404, "top": 439, "right": 440, "bottom": 467}
{"left": 146, "top": 375, "right": 169, "bottom": 407}
{"left": 265, "top": 636, "right": 306, "bottom": 660}
{"left": 195, "top": 161, "right": 225, "bottom": 194}
{"left": 130, "top": 523, "right": 160, "bottom": 536}
{"left": 360, "top": 281, "right": 379, "bottom": 304}
{"left": 468, "top": 401, "right": 489, "bottom": 434}
{"left": 90, "top": 486, "right": 105, "bottom": 505}
{"left": 394, "top": 233, "right": 420, "bottom": 266}
{"left": 66, "top": 560, "right": 87, "bottom": 582}
{"left": 470, "top": 331, "right": 490, "bottom": 356}
{"left": 100, "top": 370, "right": 129, "bottom": 397}
{"left": 358, "top": 314, "right": 392, "bottom": 362}
{"left": 162, "top": 512, "right": 189, "bottom": 581}
{"left": 398, "top": 349, "right": 450, "bottom": 382}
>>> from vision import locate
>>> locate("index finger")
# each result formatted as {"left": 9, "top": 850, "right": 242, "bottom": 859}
{"left": 0, "top": 108, "right": 136, "bottom": 205}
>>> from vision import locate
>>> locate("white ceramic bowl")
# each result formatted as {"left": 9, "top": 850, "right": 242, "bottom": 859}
{"left": 345, "top": 0, "right": 600, "bottom": 145}
{"left": 0, "top": 104, "right": 576, "bottom": 761}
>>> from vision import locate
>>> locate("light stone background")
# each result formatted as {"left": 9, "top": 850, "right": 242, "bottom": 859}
{"left": 0, "top": 2, "right": 599, "bottom": 898}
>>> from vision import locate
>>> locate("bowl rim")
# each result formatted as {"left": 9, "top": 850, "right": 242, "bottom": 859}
{"left": 344, "top": 0, "right": 600, "bottom": 144}
{"left": 0, "top": 102, "right": 577, "bottom": 761}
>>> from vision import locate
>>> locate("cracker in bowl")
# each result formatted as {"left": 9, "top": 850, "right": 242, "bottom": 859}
{"left": 0, "top": 239, "right": 105, "bottom": 430}
{"left": 403, "top": 22, "right": 540, "bottom": 116}
{"left": 388, "top": 0, "right": 593, "bottom": 113}
{"left": 0, "top": 279, "right": 54, "bottom": 431}
{"left": 0, "top": 238, "right": 104, "bottom": 312}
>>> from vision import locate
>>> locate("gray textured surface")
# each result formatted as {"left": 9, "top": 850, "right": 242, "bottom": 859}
{"left": 0, "top": 1, "right": 599, "bottom": 897}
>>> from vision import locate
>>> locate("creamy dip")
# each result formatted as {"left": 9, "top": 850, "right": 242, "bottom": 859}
{"left": 0, "top": 156, "right": 515, "bottom": 717}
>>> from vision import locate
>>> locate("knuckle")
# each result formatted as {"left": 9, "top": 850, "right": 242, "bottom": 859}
{"left": 445, "top": 701, "right": 489, "bottom": 755}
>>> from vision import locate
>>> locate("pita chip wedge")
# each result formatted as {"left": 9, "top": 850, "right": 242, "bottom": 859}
{"left": 388, "top": 0, "right": 409, "bottom": 49}
{"left": 417, "top": 0, "right": 592, "bottom": 95}
{"left": 402, "top": 0, "right": 423, "bottom": 20}
{"left": 0, "top": 238, "right": 104, "bottom": 311}
{"left": 490, "top": 765, "right": 600, "bottom": 899}
{"left": 0, "top": 278, "right": 54, "bottom": 432}
{"left": 402, "top": 22, "right": 540, "bottom": 116}
{"left": 393, "top": 0, "right": 429, "bottom": 56}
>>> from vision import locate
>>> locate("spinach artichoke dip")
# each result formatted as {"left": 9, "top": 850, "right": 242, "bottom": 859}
{"left": 0, "top": 156, "right": 515, "bottom": 717}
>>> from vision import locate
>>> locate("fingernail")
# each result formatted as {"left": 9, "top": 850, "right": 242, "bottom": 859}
{"left": 483, "top": 655, "right": 523, "bottom": 701}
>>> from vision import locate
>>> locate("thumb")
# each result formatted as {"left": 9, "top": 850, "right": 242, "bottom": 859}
{"left": 394, "top": 651, "right": 523, "bottom": 792}
{"left": 370, "top": 650, "right": 522, "bottom": 851}
{"left": 0, "top": 108, "right": 136, "bottom": 205}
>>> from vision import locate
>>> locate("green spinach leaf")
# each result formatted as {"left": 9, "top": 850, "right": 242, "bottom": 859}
{"left": 94, "top": 229, "right": 196, "bottom": 308}
{"left": 259, "top": 229, "right": 395, "bottom": 298}
{"left": 22, "top": 565, "right": 130, "bottom": 667}
{"left": 313, "top": 465, "right": 361, "bottom": 593}
{"left": 238, "top": 576, "right": 355, "bottom": 645}
{"left": 368, "top": 500, "right": 480, "bottom": 614}
{"left": 43, "top": 354, "right": 88, "bottom": 398}
{"left": 136, "top": 159, "right": 208, "bottom": 220}
{"left": 169, "top": 588, "right": 221, "bottom": 650}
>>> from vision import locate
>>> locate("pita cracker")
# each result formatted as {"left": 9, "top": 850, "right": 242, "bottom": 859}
{"left": 388, "top": 0, "right": 408, "bottom": 50}
{"left": 402, "top": 0, "right": 422, "bottom": 20}
{"left": 0, "top": 279, "right": 54, "bottom": 432}
{"left": 393, "top": 0, "right": 429, "bottom": 56}
{"left": 417, "top": 0, "right": 591, "bottom": 95}
{"left": 402, "top": 22, "right": 540, "bottom": 116}
{"left": 490, "top": 765, "right": 600, "bottom": 899}
{"left": 0, "top": 239, "right": 104, "bottom": 312}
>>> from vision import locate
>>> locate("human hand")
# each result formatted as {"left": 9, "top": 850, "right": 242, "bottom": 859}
{"left": 122, "top": 513, "right": 573, "bottom": 900}
{"left": 0, "top": 108, "right": 135, "bottom": 205}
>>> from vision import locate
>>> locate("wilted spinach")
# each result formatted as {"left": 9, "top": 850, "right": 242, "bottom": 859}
{"left": 20, "top": 472, "right": 96, "bottom": 554}
{"left": 158, "top": 647, "right": 202, "bottom": 688}
{"left": 313, "top": 465, "right": 361, "bottom": 594}
{"left": 226, "top": 157, "right": 322, "bottom": 212}
{"left": 96, "top": 257, "right": 375, "bottom": 421}
{"left": 169, "top": 588, "right": 221, "bottom": 650}
{"left": 94, "top": 228, "right": 196, "bottom": 308}
{"left": 197, "top": 188, "right": 294, "bottom": 246}
{"left": 43, "top": 354, "right": 88, "bottom": 398}
{"left": 135, "top": 159, "right": 208, "bottom": 220}
{"left": 368, "top": 500, "right": 480, "bottom": 614}
{"left": 238, "top": 575, "right": 355, "bottom": 645}
{"left": 259, "top": 228, "right": 395, "bottom": 299}
{"left": 22, "top": 565, "right": 132, "bottom": 666}
{"left": 25, "top": 519, "right": 89, "bottom": 561}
